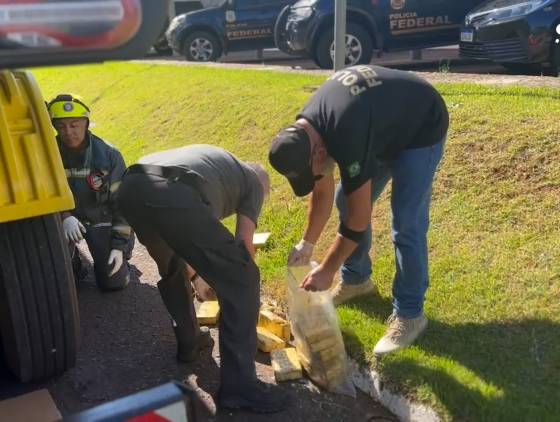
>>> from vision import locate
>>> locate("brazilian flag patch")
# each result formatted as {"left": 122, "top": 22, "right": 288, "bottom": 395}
{"left": 347, "top": 162, "right": 361, "bottom": 178}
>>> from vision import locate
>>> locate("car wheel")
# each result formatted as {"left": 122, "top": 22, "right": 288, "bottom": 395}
{"left": 182, "top": 31, "right": 222, "bottom": 62}
{"left": 0, "top": 213, "right": 80, "bottom": 382}
{"left": 274, "top": 5, "right": 295, "bottom": 55}
{"left": 313, "top": 23, "right": 373, "bottom": 69}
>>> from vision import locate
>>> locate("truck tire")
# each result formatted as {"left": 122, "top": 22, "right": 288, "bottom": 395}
{"left": 182, "top": 31, "right": 222, "bottom": 62}
{"left": 313, "top": 23, "right": 373, "bottom": 69}
{"left": 0, "top": 213, "right": 80, "bottom": 382}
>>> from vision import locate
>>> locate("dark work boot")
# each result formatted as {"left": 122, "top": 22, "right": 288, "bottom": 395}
{"left": 71, "top": 247, "right": 88, "bottom": 282}
{"left": 176, "top": 325, "right": 214, "bottom": 363}
{"left": 217, "top": 380, "right": 291, "bottom": 413}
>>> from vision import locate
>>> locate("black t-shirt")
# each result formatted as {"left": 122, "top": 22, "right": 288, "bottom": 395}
{"left": 298, "top": 65, "right": 449, "bottom": 194}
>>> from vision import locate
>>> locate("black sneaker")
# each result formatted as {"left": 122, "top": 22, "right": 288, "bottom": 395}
{"left": 176, "top": 326, "right": 214, "bottom": 363}
{"left": 217, "top": 380, "right": 291, "bottom": 413}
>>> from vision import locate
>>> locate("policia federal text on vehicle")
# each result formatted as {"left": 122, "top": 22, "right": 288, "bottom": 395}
{"left": 275, "top": 0, "right": 486, "bottom": 69}
{"left": 166, "top": 0, "right": 296, "bottom": 62}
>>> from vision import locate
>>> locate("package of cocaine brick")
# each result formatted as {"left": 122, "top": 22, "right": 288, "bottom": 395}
{"left": 286, "top": 264, "right": 356, "bottom": 397}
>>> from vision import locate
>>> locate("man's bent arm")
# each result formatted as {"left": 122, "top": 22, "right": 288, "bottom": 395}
{"left": 321, "top": 180, "right": 372, "bottom": 273}
{"left": 303, "top": 173, "right": 335, "bottom": 244}
{"left": 236, "top": 213, "right": 257, "bottom": 259}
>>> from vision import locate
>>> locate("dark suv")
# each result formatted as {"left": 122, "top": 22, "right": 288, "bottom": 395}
{"left": 167, "top": 0, "right": 295, "bottom": 61}
{"left": 275, "top": 0, "right": 486, "bottom": 69}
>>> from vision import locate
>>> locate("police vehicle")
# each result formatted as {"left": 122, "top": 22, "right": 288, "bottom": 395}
{"left": 275, "top": 0, "right": 487, "bottom": 69}
{"left": 153, "top": 0, "right": 207, "bottom": 55}
{"left": 166, "top": 0, "right": 296, "bottom": 62}
{"left": 459, "top": 0, "right": 560, "bottom": 76}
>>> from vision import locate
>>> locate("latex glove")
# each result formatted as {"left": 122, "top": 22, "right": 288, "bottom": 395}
{"left": 62, "top": 216, "right": 86, "bottom": 243}
{"left": 192, "top": 275, "right": 216, "bottom": 302}
{"left": 108, "top": 249, "right": 124, "bottom": 277}
{"left": 287, "top": 239, "right": 314, "bottom": 266}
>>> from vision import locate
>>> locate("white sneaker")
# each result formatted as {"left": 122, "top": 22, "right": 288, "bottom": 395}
{"left": 374, "top": 313, "right": 428, "bottom": 357}
{"left": 330, "top": 280, "right": 376, "bottom": 306}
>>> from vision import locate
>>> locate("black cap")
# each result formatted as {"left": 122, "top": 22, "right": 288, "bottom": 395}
{"left": 269, "top": 126, "right": 314, "bottom": 197}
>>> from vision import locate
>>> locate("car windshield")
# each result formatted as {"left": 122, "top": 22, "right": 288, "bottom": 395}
{"left": 292, "top": 0, "right": 317, "bottom": 7}
{"left": 472, "top": 0, "right": 548, "bottom": 13}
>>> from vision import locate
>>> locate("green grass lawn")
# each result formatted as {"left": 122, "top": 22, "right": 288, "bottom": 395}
{"left": 33, "top": 63, "right": 560, "bottom": 421}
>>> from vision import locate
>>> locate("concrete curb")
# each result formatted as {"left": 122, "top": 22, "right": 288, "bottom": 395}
{"left": 348, "top": 359, "right": 441, "bottom": 422}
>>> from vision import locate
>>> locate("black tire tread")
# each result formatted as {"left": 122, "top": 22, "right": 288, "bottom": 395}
{"left": 0, "top": 214, "right": 79, "bottom": 382}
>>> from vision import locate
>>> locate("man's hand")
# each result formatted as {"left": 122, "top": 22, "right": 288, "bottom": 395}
{"left": 192, "top": 275, "right": 216, "bottom": 302}
{"left": 62, "top": 216, "right": 86, "bottom": 243}
{"left": 301, "top": 264, "right": 335, "bottom": 292}
{"left": 108, "top": 249, "right": 124, "bottom": 277}
{"left": 288, "top": 239, "right": 314, "bottom": 266}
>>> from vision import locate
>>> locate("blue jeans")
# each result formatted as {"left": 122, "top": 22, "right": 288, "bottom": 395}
{"left": 335, "top": 139, "right": 445, "bottom": 318}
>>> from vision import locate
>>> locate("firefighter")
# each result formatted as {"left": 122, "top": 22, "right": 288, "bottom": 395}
{"left": 48, "top": 94, "right": 134, "bottom": 291}
{"left": 116, "top": 145, "right": 290, "bottom": 413}
{"left": 269, "top": 65, "right": 448, "bottom": 356}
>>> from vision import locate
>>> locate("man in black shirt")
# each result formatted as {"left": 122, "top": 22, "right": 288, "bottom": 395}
{"left": 269, "top": 65, "right": 448, "bottom": 356}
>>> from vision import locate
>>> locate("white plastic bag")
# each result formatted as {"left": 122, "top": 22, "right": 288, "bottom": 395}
{"left": 286, "top": 264, "right": 356, "bottom": 396}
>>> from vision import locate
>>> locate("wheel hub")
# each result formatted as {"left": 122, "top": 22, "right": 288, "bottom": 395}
{"left": 330, "top": 34, "right": 362, "bottom": 66}
{"left": 190, "top": 38, "right": 213, "bottom": 61}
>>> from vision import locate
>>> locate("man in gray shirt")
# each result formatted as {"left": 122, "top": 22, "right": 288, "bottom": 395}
{"left": 117, "top": 145, "right": 289, "bottom": 413}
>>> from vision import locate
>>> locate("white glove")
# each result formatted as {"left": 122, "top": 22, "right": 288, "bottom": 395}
{"left": 287, "top": 239, "right": 314, "bottom": 266}
{"left": 108, "top": 249, "right": 124, "bottom": 277}
{"left": 62, "top": 216, "right": 86, "bottom": 243}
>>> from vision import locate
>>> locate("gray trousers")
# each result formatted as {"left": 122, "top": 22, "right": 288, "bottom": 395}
{"left": 117, "top": 171, "right": 260, "bottom": 389}
{"left": 71, "top": 225, "right": 134, "bottom": 291}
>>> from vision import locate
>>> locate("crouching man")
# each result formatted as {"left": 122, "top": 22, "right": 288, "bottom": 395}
{"left": 117, "top": 144, "right": 290, "bottom": 413}
{"left": 48, "top": 94, "right": 134, "bottom": 291}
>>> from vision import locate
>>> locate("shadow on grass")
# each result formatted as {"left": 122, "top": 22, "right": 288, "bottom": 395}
{"left": 344, "top": 296, "right": 559, "bottom": 421}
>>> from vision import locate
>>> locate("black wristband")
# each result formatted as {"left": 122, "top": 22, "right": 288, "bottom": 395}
{"left": 338, "top": 222, "right": 366, "bottom": 243}
{"left": 189, "top": 272, "right": 199, "bottom": 283}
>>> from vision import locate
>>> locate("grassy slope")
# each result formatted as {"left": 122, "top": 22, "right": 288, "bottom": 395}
{"left": 34, "top": 63, "right": 560, "bottom": 421}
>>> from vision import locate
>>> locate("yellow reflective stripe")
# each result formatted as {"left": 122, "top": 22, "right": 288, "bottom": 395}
{"left": 109, "top": 180, "right": 121, "bottom": 193}
{"left": 112, "top": 225, "right": 131, "bottom": 236}
{"left": 64, "top": 168, "right": 91, "bottom": 178}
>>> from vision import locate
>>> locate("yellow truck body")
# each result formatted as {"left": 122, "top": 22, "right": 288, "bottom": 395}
{"left": 0, "top": 70, "right": 73, "bottom": 223}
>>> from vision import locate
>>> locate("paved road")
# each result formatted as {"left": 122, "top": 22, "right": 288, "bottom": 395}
{"left": 0, "top": 244, "right": 396, "bottom": 422}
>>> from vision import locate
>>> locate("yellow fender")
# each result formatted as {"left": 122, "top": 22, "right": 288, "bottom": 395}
{"left": 0, "top": 70, "right": 74, "bottom": 223}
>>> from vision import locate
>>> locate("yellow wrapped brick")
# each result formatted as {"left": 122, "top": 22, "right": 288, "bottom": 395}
{"left": 270, "top": 348, "right": 302, "bottom": 382}
{"left": 256, "top": 326, "right": 285, "bottom": 352}
{"left": 253, "top": 232, "right": 271, "bottom": 249}
{"left": 196, "top": 301, "right": 220, "bottom": 325}
{"left": 258, "top": 309, "right": 291, "bottom": 342}
{"left": 303, "top": 327, "right": 335, "bottom": 344}
{"left": 318, "top": 345, "right": 341, "bottom": 362}
{"left": 308, "top": 335, "right": 338, "bottom": 353}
